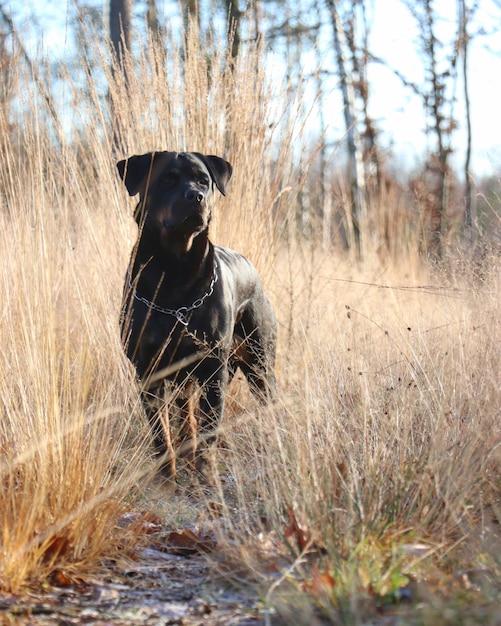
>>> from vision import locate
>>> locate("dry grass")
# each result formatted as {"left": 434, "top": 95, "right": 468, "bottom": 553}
{"left": 1, "top": 24, "right": 500, "bottom": 623}
{"left": 0, "top": 89, "right": 149, "bottom": 591}
{"left": 208, "top": 251, "right": 500, "bottom": 623}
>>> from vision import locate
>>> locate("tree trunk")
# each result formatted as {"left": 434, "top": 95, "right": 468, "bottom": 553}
{"left": 325, "top": 0, "right": 366, "bottom": 251}
{"left": 109, "top": 0, "right": 131, "bottom": 65}
{"left": 423, "top": 0, "right": 447, "bottom": 258}
{"left": 224, "top": 0, "right": 242, "bottom": 61}
{"left": 459, "top": 0, "right": 474, "bottom": 244}
{"left": 146, "top": 0, "right": 161, "bottom": 40}
{"left": 348, "top": 1, "right": 381, "bottom": 196}
{"left": 181, "top": 0, "right": 200, "bottom": 33}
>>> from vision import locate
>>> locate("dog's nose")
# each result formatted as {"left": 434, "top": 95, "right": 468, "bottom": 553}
{"left": 185, "top": 189, "right": 204, "bottom": 203}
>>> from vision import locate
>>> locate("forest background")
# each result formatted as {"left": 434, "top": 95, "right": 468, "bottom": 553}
{"left": 2, "top": 0, "right": 501, "bottom": 255}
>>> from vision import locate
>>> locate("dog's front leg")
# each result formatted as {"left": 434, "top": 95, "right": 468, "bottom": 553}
{"left": 141, "top": 386, "right": 176, "bottom": 480}
{"left": 194, "top": 364, "right": 228, "bottom": 474}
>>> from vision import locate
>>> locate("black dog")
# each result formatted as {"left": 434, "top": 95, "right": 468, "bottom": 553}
{"left": 117, "top": 151, "right": 276, "bottom": 478}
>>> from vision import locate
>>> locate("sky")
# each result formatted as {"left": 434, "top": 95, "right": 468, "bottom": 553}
{"left": 5, "top": 0, "right": 501, "bottom": 178}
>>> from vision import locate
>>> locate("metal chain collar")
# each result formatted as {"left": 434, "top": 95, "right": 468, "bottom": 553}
{"left": 128, "top": 262, "right": 218, "bottom": 326}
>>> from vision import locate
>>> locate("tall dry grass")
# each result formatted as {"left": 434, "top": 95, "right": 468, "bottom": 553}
{"left": 0, "top": 25, "right": 303, "bottom": 591}
{"left": 0, "top": 74, "right": 148, "bottom": 591}
{"left": 214, "top": 250, "right": 500, "bottom": 621}
{"left": 0, "top": 21, "right": 500, "bottom": 623}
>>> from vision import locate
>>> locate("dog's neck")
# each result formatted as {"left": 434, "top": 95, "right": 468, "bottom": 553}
{"left": 133, "top": 227, "right": 213, "bottom": 291}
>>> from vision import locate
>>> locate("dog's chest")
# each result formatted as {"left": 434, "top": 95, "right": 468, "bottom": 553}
{"left": 126, "top": 295, "right": 232, "bottom": 374}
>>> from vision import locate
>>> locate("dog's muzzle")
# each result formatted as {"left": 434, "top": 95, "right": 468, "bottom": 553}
{"left": 162, "top": 210, "right": 206, "bottom": 231}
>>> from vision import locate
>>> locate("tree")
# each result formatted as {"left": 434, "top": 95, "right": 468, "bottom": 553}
{"left": 345, "top": 1, "right": 381, "bottom": 192}
{"left": 109, "top": 0, "right": 131, "bottom": 65}
{"left": 458, "top": 0, "right": 474, "bottom": 244}
{"left": 180, "top": 0, "right": 200, "bottom": 33}
{"left": 223, "top": 0, "right": 242, "bottom": 60}
{"left": 406, "top": 0, "right": 457, "bottom": 258}
{"left": 325, "top": 0, "right": 367, "bottom": 250}
{"left": 146, "top": 0, "right": 161, "bottom": 39}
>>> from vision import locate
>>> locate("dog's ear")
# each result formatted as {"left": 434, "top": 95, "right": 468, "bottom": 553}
{"left": 116, "top": 153, "right": 154, "bottom": 196}
{"left": 194, "top": 154, "right": 233, "bottom": 196}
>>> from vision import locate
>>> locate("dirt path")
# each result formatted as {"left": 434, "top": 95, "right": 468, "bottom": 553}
{"left": 0, "top": 548, "right": 265, "bottom": 625}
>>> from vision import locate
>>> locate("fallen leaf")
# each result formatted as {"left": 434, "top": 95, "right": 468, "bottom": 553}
{"left": 51, "top": 570, "right": 74, "bottom": 587}
{"left": 207, "top": 501, "right": 224, "bottom": 517}
{"left": 284, "top": 505, "right": 312, "bottom": 551}
{"left": 161, "top": 528, "right": 217, "bottom": 556}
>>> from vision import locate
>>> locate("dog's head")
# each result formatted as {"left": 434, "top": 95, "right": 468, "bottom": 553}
{"left": 116, "top": 151, "right": 232, "bottom": 250}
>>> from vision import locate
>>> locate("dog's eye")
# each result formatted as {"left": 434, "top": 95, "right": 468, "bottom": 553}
{"left": 199, "top": 177, "right": 210, "bottom": 187}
